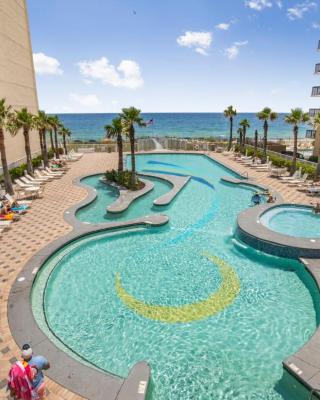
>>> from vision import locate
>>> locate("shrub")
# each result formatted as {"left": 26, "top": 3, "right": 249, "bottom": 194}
{"left": 105, "top": 169, "right": 145, "bottom": 190}
{"left": 309, "top": 155, "right": 318, "bottom": 163}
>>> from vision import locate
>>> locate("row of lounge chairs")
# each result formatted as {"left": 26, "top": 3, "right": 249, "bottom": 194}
{"left": 221, "top": 148, "right": 319, "bottom": 196}
{"left": 0, "top": 149, "right": 84, "bottom": 234}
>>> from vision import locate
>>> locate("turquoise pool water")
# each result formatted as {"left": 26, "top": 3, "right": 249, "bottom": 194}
{"left": 76, "top": 174, "right": 172, "bottom": 223}
{"left": 260, "top": 205, "right": 320, "bottom": 238}
{"left": 32, "top": 154, "right": 319, "bottom": 400}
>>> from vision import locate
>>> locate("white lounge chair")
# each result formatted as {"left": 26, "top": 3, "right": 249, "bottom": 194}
{"left": 34, "top": 170, "right": 53, "bottom": 181}
{"left": 24, "top": 171, "right": 48, "bottom": 184}
{"left": 20, "top": 176, "right": 43, "bottom": 186}
{"left": 14, "top": 180, "right": 42, "bottom": 197}
{"left": 254, "top": 161, "right": 272, "bottom": 170}
{"left": 287, "top": 173, "right": 309, "bottom": 186}
{"left": 5, "top": 193, "right": 32, "bottom": 207}
{"left": 69, "top": 148, "right": 83, "bottom": 158}
{"left": 280, "top": 169, "right": 301, "bottom": 181}
{"left": 45, "top": 167, "right": 64, "bottom": 176}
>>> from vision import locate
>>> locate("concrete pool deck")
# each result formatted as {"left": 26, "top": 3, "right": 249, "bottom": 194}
{"left": 1, "top": 151, "right": 320, "bottom": 399}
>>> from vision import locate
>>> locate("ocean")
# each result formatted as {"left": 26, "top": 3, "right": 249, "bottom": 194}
{"left": 57, "top": 113, "right": 310, "bottom": 142}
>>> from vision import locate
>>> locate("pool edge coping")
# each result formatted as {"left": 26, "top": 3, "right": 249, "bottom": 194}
{"left": 8, "top": 151, "right": 320, "bottom": 398}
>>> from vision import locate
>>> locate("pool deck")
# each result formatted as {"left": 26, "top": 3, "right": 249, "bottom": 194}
{"left": 1, "top": 151, "right": 320, "bottom": 399}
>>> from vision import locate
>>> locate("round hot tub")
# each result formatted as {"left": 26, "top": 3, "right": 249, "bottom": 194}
{"left": 260, "top": 205, "right": 320, "bottom": 238}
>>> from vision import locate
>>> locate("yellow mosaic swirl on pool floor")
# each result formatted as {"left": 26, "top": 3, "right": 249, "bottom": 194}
{"left": 115, "top": 254, "right": 240, "bottom": 323}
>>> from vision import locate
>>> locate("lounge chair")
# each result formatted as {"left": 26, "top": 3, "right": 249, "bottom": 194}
{"left": 34, "top": 170, "right": 53, "bottom": 181}
{"left": 14, "top": 180, "right": 42, "bottom": 197}
{"left": 45, "top": 167, "right": 64, "bottom": 176}
{"left": 254, "top": 161, "right": 272, "bottom": 170}
{"left": 307, "top": 187, "right": 320, "bottom": 195}
{"left": 5, "top": 193, "right": 32, "bottom": 207}
{"left": 24, "top": 172, "right": 48, "bottom": 184}
{"left": 280, "top": 169, "right": 301, "bottom": 181}
{"left": 69, "top": 148, "right": 84, "bottom": 158}
{"left": 20, "top": 176, "right": 44, "bottom": 186}
{"left": 287, "top": 173, "right": 309, "bottom": 186}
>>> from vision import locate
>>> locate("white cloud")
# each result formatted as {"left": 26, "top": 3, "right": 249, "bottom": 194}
{"left": 276, "top": 1, "right": 283, "bottom": 8}
{"left": 77, "top": 57, "right": 144, "bottom": 89}
{"left": 216, "top": 22, "right": 230, "bottom": 30}
{"left": 287, "top": 1, "right": 317, "bottom": 20}
{"left": 69, "top": 93, "right": 100, "bottom": 107}
{"left": 225, "top": 41, "right": 248, "bottom": 60}
{"left": 245, "top": 0, "right": 272, "bottom": 10}
{"left": 313, "top": 22, "right": 320, "bottom": 29}
{"left": 177, "top": 31, "right": 212, "bottom": 55}
{"left": 33, "top": 52, "right": 63, "bottom": 75}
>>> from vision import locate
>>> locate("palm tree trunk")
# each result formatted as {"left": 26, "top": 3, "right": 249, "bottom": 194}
{"left": 263, "top": 120, "right": 268, "bottom": 158}
{"left": 243, "top": 127, "right": 246, "bottom": 148}
{"left": 254, "top": 130, "right": 258, "bottom": 158}
{"left": 228, "top": 117, "right": 233, "bottom": 151}
{"left": 42, "top": 130, "right": 49, "bottom": 167}
{"left": 54, "top": 128, "right": 59, "bottom": 159}
{"left": 317, "top": 158, "right": 320, "bottom": 178}
{"left": 49, "top": 130, "right": 54, "bottom": 152}
{"left": 23, "top": 129, "right": 33, "bottom": 174}
{"left": 63, "top": 134, "right": 68, "bottom": 155}
{"left": 0, "top": 128, "right": 14, "bottom": 195}
{"left": 39, "top": 129, "right": 45, "bottom": 162}
{"left": 129, "top": 128, "right": 136, "bottom": 189}
{"left": 117, "top": 135, "right": 123, "bottom": 171}
{"left": 291, "top": 125, "right": 298, "bottom": 175}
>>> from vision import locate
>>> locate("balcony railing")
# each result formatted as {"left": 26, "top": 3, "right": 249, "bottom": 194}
{"left": 306, "top": 129, "right": 316, "bottom": 138}
{"left": 315, "top": 64, "right": 320, "bottom": 74}
{"left": 312, "top": 86, "right": 320, "bottom": 96}
{"left": 309, "top": 108, "right": 320, "bottom": 117}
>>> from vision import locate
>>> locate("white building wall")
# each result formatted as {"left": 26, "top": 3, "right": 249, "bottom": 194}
{"left": 0, "top": 0, "right": 40, "bottom": 170}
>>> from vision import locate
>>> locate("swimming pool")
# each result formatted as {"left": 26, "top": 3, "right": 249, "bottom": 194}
{"left": 260, "top": 205, "right": 320, "bottom": 238}
{"left": 32, "top": 154, "right": 319, "bottom": 400}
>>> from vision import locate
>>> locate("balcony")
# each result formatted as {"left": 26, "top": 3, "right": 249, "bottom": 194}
{"left": 309, "top": 108, "right": 320, "bottom": 117}
{"left": 315, "top": 64, "right": 320, "bottom": 74}
{"left": 306, "top": 129, "right": 317, "bottom": 138}
{"left": 312, "top": 86, "right": 320, "bottom": 97}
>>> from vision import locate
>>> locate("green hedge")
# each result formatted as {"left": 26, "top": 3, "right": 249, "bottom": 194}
{"left": 243, "top": 146, "right": 317, "bottom": 179}
{"left": 0, "top": 149, "right": 55, "bottom": 182}
{"left": 105, "top": 169, "right": 144, "bottom": 190}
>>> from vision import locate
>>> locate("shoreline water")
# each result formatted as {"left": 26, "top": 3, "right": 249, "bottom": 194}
{"left": 57, "top": 113, "right": 311, "bottom": 142}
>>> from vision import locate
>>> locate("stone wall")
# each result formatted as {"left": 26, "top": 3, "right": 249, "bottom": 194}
{"left": 0, "top": 0, "right": 40, "bottom": 170}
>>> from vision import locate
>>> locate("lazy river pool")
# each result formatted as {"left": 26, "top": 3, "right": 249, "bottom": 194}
{"left": 32, "top": 153, "right": 319, "bottom": 400}
{"left": 260, "top": 205, "right": 320, "bottom": 238}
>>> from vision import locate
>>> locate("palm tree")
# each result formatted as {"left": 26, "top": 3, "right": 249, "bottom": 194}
{"left": 284, "top": 108, "right": 309, "bottom": 174}
{"left": 0, "top": 99, "right": 14, "bottom": 194}
{"left": 34, "top": 110, "right": 50, "bottom": 167}
{"left": 224, "top": 106, "right": 237, "bottom": 151}
{"left": 48, "top": 115, "right": 61, "bottom": 159}
{"left": 311, "top": 113, "right": 320, "bottom": 177}
{"left": 257, "top": 107, "right": 278, "bottom": 159}
{"left": 8, "top": 108, "right": 35, "bottom": 174}
{"left": 120, "top": 107, "right": 146, "bottom": 188}
{"left": 59, "top": 126, "right": 71, "bottom": 155}
{"left": 239, "top": 119, "right": 250, "bottom": 150}
{"left": 105, "top": 117, "right": 124, "bottom": 172}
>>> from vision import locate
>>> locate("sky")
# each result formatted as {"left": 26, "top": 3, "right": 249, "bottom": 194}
{"left": 27, "top": 0, "right": 320, "bottom": 113}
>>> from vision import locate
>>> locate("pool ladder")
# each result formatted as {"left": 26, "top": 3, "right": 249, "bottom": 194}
{"left": 240, "top": 171, "right": 249, "bottom": 180}
{"left": 309, "top": 389, "right": 320, "bottom": 399}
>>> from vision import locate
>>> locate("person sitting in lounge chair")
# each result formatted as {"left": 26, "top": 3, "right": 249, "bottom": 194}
{"left": 0, "top": 201, "right": 20, "bottom": 221}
